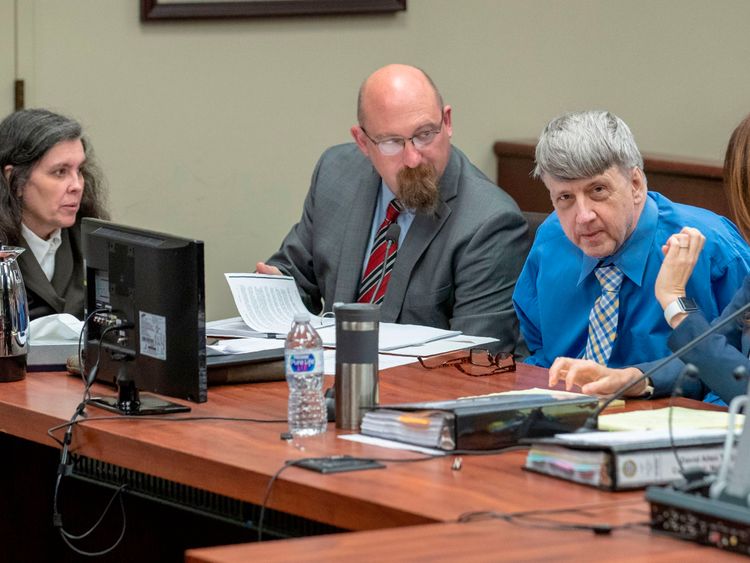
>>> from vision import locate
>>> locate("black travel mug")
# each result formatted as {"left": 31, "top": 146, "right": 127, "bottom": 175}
{"left": 334, "top": 303, "right": 380, "bottom": 430}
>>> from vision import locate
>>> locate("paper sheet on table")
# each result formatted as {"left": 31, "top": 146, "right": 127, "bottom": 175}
{"left": 206, "top": 317, "right": 287, "bottom": 339}
{"left": 383, "top": 335, "right": 498, "bottom": 357}
{"left": 553, "top": 427, "right": 736, "bottom": 446}
{"left": 322, "top": 349, "right": 416, "bottom": 375}
{"left": 318, "top": 322, "right": 460, "bottom": 351}
{"left": 598, "top": 407, "right": 745, "bottom": 432}
{"left": 338, "top": 433, "right": 446, "bottom": 456}
{"left": 458, "top": 387, "right": 625, "bottom": 408}
{"left": 207, "top": 337, "right": 284, "bottom": 355}
{"left": 224, "top": 273, "right": 334, "bottom": 335}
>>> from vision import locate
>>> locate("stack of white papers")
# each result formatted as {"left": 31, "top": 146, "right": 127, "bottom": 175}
{"left": 212, "top": 272, "right": 499, "bottom": 356}
{"left": 321, "top": 350, "right": 417, "bottom": 375}
{"left": 317, "top": 323, "right": 461, "bottom": 351}
{"left": 206, "top": 317, "right": 286, "bottom": 339}
{"left": 207, "top": 337, "right": 284, "bottom": 356}
{"left": 384, "top": 335, "right": 498, "bottom": 357}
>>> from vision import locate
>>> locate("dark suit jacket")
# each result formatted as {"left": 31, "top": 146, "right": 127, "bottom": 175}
{"left": 667, "top": 275, "right": 750, "bottom": 403}
{"left": 266, "top": 143, "right": 529, "bottom": 352}
{"left": 19, "top": 225, "right": 85, "bottom": 320}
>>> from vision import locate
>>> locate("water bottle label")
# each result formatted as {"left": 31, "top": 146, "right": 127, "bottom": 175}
{"left": 287, "top": 350, "right": 323, "bottom": 373}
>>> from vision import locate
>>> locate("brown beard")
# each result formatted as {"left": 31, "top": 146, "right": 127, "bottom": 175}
{"left": 397, "top": 163, "right": 439, "bottom": 214}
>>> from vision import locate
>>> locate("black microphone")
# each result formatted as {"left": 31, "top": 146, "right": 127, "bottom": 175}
{"left": 370, "top": 223, "right": 401, "bottom": 304}
{"left": 578, "top": 299, "right": 750, "bottom": 431}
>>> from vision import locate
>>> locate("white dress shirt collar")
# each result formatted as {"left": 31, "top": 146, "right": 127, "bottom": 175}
{"left": 21, "top": 223, "right": 62, "bottom": 282}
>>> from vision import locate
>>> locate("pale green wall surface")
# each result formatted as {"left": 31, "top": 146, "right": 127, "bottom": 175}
{"left": 11, "top": 0, "right": 750, "bottom": 318}
{"left": 0, "top": 1, "right": 16, "bottom": 118}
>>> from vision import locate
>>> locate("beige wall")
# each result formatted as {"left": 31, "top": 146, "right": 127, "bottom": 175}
{"left": 0, "top": 1, "right": 16, "bottom": 117}
{"left": 13, "top": 0, "right": 750, "bottom": 318}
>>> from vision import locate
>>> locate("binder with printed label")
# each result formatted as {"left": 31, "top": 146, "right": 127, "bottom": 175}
{"left": 523, "top": 429, "right": 732, "bottom": 490}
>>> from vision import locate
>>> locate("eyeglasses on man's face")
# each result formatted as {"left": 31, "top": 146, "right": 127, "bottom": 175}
{"left": 360, "top": 114, "right": 444, "bottom": 157}
{"left": 417, "top": 348, "right": 516, "bottom": 377}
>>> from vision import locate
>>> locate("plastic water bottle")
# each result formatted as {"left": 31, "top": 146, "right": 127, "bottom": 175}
{"left": 285, "top": 313, "right": 327, "bottom": 437}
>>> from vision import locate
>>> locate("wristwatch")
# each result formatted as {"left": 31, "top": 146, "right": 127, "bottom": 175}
{"left": 663, "top": 297, "right": 698, "bottom": 325}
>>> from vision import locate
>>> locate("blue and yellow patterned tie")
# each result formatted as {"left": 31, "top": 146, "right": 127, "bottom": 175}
{"left": 584, "top": 265, "right": 624, "bottom": 365}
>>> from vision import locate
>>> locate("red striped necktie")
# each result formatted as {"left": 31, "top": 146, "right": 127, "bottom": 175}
{"left": 357, "top": 199, "right": 403, "bottom": 304}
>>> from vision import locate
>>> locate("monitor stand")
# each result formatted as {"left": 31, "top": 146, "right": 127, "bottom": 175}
{"left": 88, "top": 360, "right": 190, "bottom": 416}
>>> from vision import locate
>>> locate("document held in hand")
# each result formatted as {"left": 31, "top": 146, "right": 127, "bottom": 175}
{"left": 223, "top": 273, "right": 334, "bottom": 335}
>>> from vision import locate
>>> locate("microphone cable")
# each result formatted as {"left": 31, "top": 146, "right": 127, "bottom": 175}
{"left": 255, "top": 443, "right": 529, "bottom": 541}
{"left": 76, "top": 307, "right": 109, "bottom": 398}
{"left": 83, "top": 323, "right": 131, "bottom": 401}
{"left": 666, "top": 363, "right": 699, "bottom": 478}
{"left": 52, "top": 314, "right": 132, "bottom": 557}
{"left": 457, "top": 498, "right": 650, "bottom": 536}
{"left": 51, "top": 395, "right": 129, "bottom": 557}
{"left": 51, "top": 313, "right": 287, "bottom": 556}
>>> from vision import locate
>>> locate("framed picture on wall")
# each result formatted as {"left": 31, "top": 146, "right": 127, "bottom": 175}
{"left": 141, "top": 0, "right": 407, "bottom": 21}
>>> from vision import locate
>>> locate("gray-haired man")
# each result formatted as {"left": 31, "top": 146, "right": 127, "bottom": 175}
{"left": 512, "top": 110, "right": 750, "bottom": 400}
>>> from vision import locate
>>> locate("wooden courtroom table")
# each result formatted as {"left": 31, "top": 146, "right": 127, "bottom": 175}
{"left": 186, "top": 518, "right": 745, "bottom": 562}
{"left": 0, "top": 362, "right": 740, "bottom": 561}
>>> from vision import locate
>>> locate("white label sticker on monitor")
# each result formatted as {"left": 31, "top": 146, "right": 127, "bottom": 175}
{"left": 139, "top": 311, "right": 167, "bottom": 361}
{"left": 94, "top": 270, "right": 110, "bottom": 304}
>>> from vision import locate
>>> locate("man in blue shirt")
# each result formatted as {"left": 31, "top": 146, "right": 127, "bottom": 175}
{"left": 512, "top": 110, "right": 750, "bottom": 399}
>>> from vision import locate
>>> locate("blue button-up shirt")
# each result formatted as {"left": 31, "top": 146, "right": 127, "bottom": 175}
{"left": 513, "top": 192, "right": 750, "bottom": 398}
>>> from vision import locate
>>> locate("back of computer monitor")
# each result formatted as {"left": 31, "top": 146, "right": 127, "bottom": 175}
{"left": 82, "top": 218, "right": 207, "bottom": 403}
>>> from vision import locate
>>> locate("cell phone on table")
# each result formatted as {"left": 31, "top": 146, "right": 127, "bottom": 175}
{"left": 295, "top": 455, "right": 385, "bottom": 474}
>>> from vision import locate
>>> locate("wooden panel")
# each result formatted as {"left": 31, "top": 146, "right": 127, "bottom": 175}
{"left": 186, "top": 519, "right": 745, "bottom": 562}
{"left": 493, "top": 140, "right": 729, "bottom": 220}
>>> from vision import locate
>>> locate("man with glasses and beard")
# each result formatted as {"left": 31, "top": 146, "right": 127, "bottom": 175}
{"left": 256, "top": 64, "right": 528, "bottom": 351}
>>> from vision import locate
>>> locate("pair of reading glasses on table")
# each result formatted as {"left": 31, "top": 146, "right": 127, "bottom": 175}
{"left": 417, "top": 348, "right": 516, "bottom": 377}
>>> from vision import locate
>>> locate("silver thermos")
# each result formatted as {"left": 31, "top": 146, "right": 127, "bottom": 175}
{"left": 0, "top": 247, "right": 29, "bottom": 382}
{"left": 334, "top": 303, "right": 379, "bottom": 430}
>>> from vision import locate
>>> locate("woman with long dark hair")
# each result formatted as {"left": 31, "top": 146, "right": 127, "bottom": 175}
{"left": 0, "top": 108, "right": 108, "bottom": 319}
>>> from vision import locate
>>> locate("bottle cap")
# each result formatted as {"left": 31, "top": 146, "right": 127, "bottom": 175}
{"left": 293, "top": 312, "right": 310, "bottom": 323}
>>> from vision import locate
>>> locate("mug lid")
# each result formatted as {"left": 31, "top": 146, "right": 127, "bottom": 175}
{"left": 334, "top": 303, "right": 380, "bottom": 322}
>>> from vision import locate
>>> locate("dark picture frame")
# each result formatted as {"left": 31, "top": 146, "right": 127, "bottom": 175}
{"left": 140, "top": 0, "right": 407, "bottom": 21}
